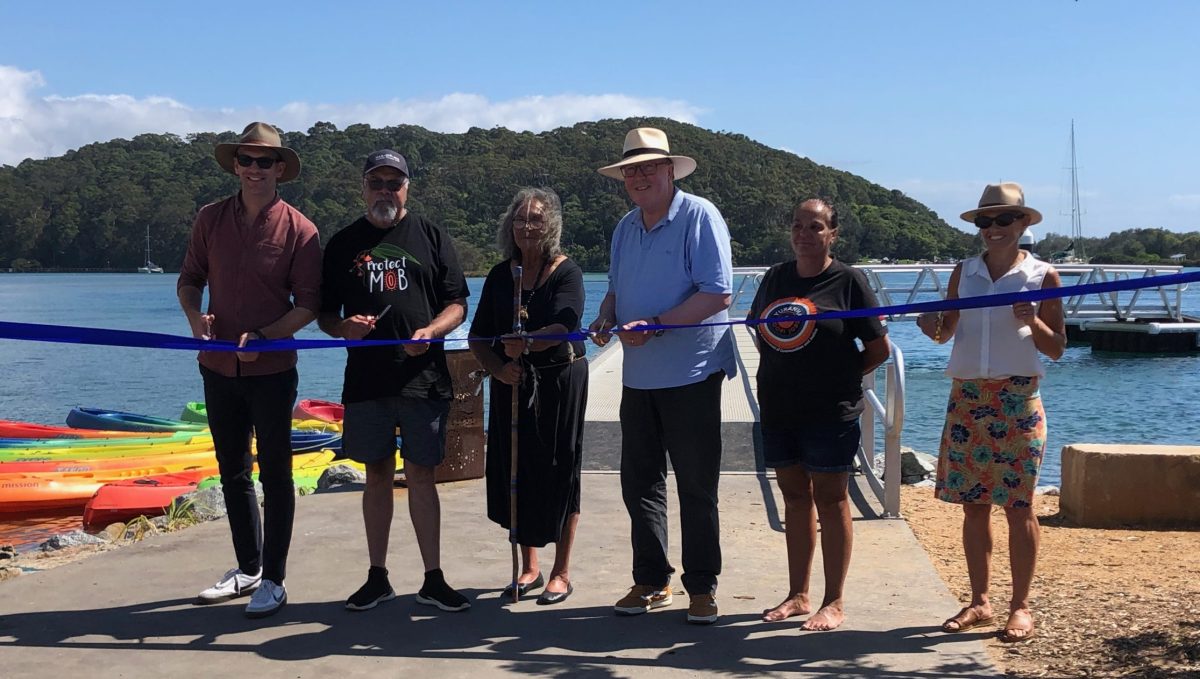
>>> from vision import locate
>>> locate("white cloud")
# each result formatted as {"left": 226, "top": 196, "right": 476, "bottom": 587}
{"left": 0, "top": 65, "right": 704, "bottom": 166}
{"left": 1168, "top": 193, "right": 1200, "bottom": 209}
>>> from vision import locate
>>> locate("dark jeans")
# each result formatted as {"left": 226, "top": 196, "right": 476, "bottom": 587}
{"left": 619, "top": 370, "right": 723, "bottom": 595}
{"left": 201, "top": 365, "right": 298, "bottom": 583}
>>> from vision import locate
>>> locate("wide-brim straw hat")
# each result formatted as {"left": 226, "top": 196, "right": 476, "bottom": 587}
{"left": 214, "top": 122, "right": 302, "bottom": 183}
{"left": 598, "top": 127, "right": 696, "bottom": 180}
{"left": 960, "top": 182, "right": 1042, "bottom": 225}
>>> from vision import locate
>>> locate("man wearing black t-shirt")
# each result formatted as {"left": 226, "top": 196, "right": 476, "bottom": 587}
{"left": 318, "top": 149, "right": 471, "bottom": 613}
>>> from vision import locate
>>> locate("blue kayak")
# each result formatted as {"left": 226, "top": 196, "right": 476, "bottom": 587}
{"left": 66, "top": 407, "right": 210, "bottom": 433}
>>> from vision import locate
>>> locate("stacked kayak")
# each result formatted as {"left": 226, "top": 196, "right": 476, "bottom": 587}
{"left": 0, "top": 419, "right": 177, "bottom": 440}
{"left": 0, "top": 407, "right": 345, "bottom": 518}
{"left": 180, "top": 402, "right": 207, "bottom": 424}
{"left": 66, "top": 407, "right": 208, "bottom": 433}
{"left": 293, "top": 399, "right": 344, "bottom": 424}
{"left": 83, "top": 450, "right": 360, "bottom": 528}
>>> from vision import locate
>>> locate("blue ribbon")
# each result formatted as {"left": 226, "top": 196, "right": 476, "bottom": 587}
{"left": 1, "top": 270, "right": 1196, "bottom": 351}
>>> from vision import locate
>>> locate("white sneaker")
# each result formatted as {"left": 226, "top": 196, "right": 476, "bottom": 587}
{"left": 196, "top": 568, "right": 262, "bottom": 604}
{"left": 245, "top": 579, "right": 287, "bottom": 618}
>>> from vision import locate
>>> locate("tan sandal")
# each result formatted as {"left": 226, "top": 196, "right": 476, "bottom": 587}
{"left": 941, "top": 606, "right": 995, "bottom": 633}
{"left": 999, "top": 610, "right": 1036, "bottom": 643}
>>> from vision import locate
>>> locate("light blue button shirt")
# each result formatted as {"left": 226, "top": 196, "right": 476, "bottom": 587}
{"left": 608, "top": 189, "right": 737, "bottom": 389}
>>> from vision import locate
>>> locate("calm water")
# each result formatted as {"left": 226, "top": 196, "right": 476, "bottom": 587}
{"left": 1, "top": 270, "right": 1198, "bottom": 543}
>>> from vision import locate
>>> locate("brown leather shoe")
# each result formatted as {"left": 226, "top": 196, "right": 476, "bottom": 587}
{"left": 687, "top": 593, "right": 719, "bottom": 625}
{"left": 614, "top": 584, "right": 673, "bottom": 615}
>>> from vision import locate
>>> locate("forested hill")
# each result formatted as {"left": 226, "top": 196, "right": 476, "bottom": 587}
{"left": 0, "top": 118, "right": 977, "bottom": 272}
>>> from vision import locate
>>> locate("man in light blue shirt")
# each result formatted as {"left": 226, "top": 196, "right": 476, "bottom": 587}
{"left": 590, "top": 127, "right": 735, "bottom": 625}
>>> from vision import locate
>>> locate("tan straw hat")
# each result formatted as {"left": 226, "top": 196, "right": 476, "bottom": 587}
{"left": 598, "top": 127, "right": 696, "bottom": 180}
{"left": 960, "top": 182, "right": 1042, "bottom": 225}
{"left": 214, "top": 122, "right": 302, "bottom": 183}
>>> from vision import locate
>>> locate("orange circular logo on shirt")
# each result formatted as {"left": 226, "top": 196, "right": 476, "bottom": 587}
{"left": 758, "top": 297, "right": 818, "bottom": 352}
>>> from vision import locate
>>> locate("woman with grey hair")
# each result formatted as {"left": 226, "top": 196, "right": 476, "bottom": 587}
{"left": 469, "top": 187, "right": 588, "bottom": 605}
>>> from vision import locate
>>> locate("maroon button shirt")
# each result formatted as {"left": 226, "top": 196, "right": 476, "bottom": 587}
{"left": 177, "top": 193, "right": 322, "bottom": 377}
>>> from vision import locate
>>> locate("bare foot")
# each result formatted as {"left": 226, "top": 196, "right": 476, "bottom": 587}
{"left": 517, "top": 571, "right": 540, "bottom": 585}
{"left": 762, "top": 594, "right": 811, "bottom": 622}
{"left": 545, "top": 573, "right": 571, "bottom": 595}
{"left": 999, "top": 608, "right": 1035, "bottom": 642}
{"left": 801, "top": 603, "right": 845, "bottom": 631}
{"left": 941, "top": 603, "right": 995, "bottom": 632}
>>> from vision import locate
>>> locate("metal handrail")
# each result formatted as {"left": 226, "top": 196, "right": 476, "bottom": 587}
{"left": 860, "top": 343, "right": 905, "bottom": 518}
{"left": 854, "top": 263, "right": 1188, "bottom": 322}
{"left": 731, "top": 267, "right": 906, "bottom": 518}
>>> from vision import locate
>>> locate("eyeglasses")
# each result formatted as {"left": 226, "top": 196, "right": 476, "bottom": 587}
{"left": 513, "top": 217, "right": 546, "bottom": 229}
{"left": 973, "top": 212, "right": 1025, "bottom": 229}
{"left": 366, "top": 178, "right": 406, "bottom": 192}
{"left": 620, "top": 161, "right": 671, "bottom": 178}
{"left": 236, "top": 154, "right": 280, "bottom": 169}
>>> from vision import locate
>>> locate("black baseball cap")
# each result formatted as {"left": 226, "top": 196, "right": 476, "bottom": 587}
{"left": 363, "top": 149, "right": 409, "bottom": 177}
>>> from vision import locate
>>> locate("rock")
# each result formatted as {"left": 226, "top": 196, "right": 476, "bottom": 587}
{"left": 317, "top": 464, "right": 367, "bottom": 491}
{"left": 900, "top": 449, "right": 938, "bottom": 484}
{"left": 1037, "top": 485, "right": 1060, "bottom": 496}
{"left": 103, "top": 523, "right": 127, "bottom": 541}
{"left": 910, "top": 478, "right": 937, "bottom": 488}
{"left": 0, "top": 565, "right": 20, "bottom": 582}
{"left": 40, "top": 530, "right": 107, "bottom": 551}
{"left": 0, "top": 544, "right": 16, "bottom": 560}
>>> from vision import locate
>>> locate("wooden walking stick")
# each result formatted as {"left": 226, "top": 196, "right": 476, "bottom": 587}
{"left": 509, "top": 264, "right": 523, "bottom": 602}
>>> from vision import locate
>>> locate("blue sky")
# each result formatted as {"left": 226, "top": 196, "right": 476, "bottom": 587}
{"left": 2, "top": 0, "right": 1198, "bottom": 237}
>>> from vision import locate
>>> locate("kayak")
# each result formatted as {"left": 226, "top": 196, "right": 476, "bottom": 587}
{"left": 180, "top": 401, "right": 207, "bottom": 424}
{"left": 0, "top": 431, "right": 336, "bottom": 462}
{"left": 83, "top": 451, "right": 359, "bottom": 528}
{"left": 0, "top": 430, "right": 204, "bottom": 450}
{"left": 0, "top": 438, "right": 217, "bottom": 463}
{"left": 82, "top": 470, "right": 210, "bottom": 529}
{"left": 0, "top": 449, "right": 220, "bottom": 475}
{"left": 0, "top": 419, "right": 177, "bottom": 440}
{"left": 293, "top": 399, "right": 344, "bottom": 424}
{"left": 66, "top": 407, "right": 208, "bottom": 433}
{"left": 0, "top": 464, "right": 217, "bottom": 514}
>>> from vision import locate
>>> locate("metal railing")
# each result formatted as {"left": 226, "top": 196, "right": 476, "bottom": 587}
{"left": 854, "top": 263, "right": 1188, "bottom": 322}
{"left": 861, "top": 344, "right": 905, "bottom": 518}
{"left": 731, "top": 266, "right": 906, "bottom": 518}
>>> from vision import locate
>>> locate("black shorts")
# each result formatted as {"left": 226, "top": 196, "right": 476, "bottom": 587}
{"left": 761, "top": 420, "right": 860, "bottom": 473}
{"left": 342, "top": 396, "right": 450, "bottom": 467}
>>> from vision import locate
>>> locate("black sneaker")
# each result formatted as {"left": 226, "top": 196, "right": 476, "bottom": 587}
{"left": 415, "top": 569, "right": 470, "bottom": 612}
{"left": 346, "top": 566, "right": 396, "bottom": 611}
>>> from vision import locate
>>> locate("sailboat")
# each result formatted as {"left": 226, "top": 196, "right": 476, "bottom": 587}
{"left": 1050, "top": 120, "right": 1089, "bottom": 264}
{"left": 137, "top": 226, "right": 164, "bottom": 273}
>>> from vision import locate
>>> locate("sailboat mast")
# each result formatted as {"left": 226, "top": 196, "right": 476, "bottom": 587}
{"left": 1070, "top": 120, "right": 1084, "bottom": 258}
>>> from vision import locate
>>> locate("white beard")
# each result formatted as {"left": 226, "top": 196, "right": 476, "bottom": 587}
{"left": 370, "top": 202, "right": 398, "bottom": 224}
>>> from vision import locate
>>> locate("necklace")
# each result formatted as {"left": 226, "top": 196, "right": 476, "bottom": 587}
{"left": 517, "top": 257, "right": 550, "bottom": 324}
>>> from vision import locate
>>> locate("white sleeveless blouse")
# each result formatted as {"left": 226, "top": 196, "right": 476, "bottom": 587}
{"left": 946, "top": 253, "right": 1051, "bottom": 379}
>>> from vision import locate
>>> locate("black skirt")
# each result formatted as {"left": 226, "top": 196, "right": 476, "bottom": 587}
{"left": 485, "top": 358, "right": 588, "bottom": 547}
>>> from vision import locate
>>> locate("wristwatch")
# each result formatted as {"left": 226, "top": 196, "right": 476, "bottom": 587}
{"left": 651, "top": 316, "right": 665, "bottom": 338}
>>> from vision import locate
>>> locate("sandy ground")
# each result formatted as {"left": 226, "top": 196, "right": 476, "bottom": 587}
{"left": 901, "top": 486, "right": 1200, "bottom": 678}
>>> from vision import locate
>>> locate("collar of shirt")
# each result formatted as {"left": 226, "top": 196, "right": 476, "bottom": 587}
{"left": 635, "top": 188, "right": 686, "bottom": 233}
{"left": 234, "top": 192, "right": 282, "bottom": 227}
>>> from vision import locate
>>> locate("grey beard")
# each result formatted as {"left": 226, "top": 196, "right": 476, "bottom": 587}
{"left": 370, "top": 202, "right": 398, "bottom": 224}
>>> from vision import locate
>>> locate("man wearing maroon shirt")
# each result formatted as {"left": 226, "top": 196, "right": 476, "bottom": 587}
{"left": 177, "top": 121, "right": 322, "bottom": 619}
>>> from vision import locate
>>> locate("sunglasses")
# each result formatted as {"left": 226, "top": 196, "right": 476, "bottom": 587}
{"left": 236, "top": 154, "right": 280, "bottom": 169}
{"left": 973, "top": 212, "right": 1025, "bottom": 229}
{"left": 366, "top": 178, "right": 406, "bottom": 192}
{"left": 620, "top": 161, "right": 671, "bottom": 178}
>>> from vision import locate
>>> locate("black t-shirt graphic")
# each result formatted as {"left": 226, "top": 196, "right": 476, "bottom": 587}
{"left": 749, "top": 260, "right": 887, "bottom": 427}
{"left": 321, "top": 214, "right": 469, "bottom": 402}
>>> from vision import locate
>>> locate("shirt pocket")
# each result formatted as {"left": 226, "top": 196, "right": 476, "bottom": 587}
{"left": 253, "top": 242, "right": 287, "bottom": 281}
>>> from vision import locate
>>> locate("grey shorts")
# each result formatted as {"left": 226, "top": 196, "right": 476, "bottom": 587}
{"left": 342, "top": 397, "right": 450, "bottom": 467}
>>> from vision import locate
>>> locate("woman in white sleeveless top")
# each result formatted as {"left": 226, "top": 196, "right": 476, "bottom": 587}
{"left": 916, "top": 183, "right": 1066, "bottom": 643}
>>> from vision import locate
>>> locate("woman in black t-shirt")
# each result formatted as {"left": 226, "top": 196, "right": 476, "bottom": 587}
{"left": 468, "top": 188, "right": 588, "bottom": 605}
{"left": 749, "top": 199, "right": 890, "bottom": 631}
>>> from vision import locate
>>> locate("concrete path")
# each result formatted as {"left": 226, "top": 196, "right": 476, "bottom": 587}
{"left": 0, "top": 323, "right": 1001, "bottom": 677}
{"left": 0, "top": 473, "right": 998, "bottom": 678}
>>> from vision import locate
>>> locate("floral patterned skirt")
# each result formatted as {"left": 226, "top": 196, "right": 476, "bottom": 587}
{"left": 934, "top": 377, "right": 1046, "bottom": 508}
